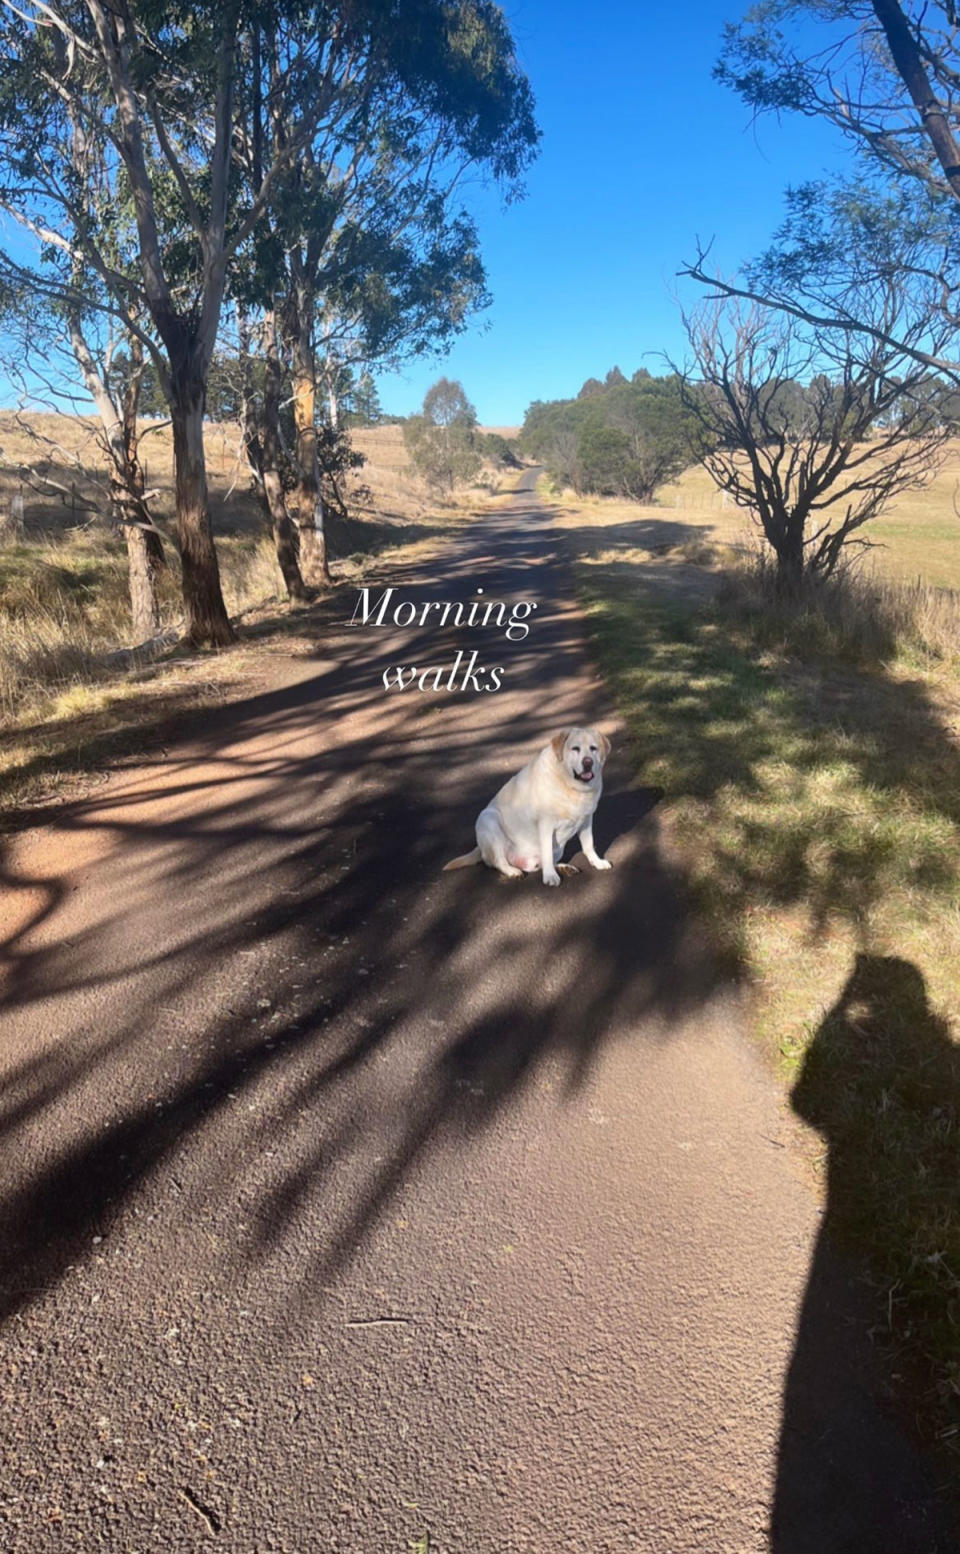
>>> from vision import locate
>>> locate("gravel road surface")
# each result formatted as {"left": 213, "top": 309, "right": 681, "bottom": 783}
{"left": 1, "top": 473, "right": 955, "bottom": 1551}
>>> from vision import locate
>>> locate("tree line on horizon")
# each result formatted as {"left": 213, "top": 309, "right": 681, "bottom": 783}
{"left": 518, "top": 354, "right": 960, "bottom": 531}
{"left": 520, "top": 368, "right": 696, "bottom": 501}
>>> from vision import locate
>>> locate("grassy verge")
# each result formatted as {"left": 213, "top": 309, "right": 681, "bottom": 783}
{"left": 0, "top": 529, "right": 306, "bottom": 812}
{"left": 0, "top": 417, "right": 498, "bottom": 817}
{"left": 0, "top": 514, "right": 477, "bottom": 819}
{"left": 553, "top": 489, "right": 960, "bottom": 1448}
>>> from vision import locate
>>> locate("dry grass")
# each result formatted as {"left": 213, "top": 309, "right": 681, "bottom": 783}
{"left": 655, "top": 440, "right": 960, "bottom": 589}
{"left": 717, "top": 553, "right": 960, "bottom": 668}
{"left": 348, "top": 422, "right": 517, "bottom": 519}
{"left": 0, "top": 411, "right": 259, "bottom": 535}
{"left": 0, "top": 530, "right": 285, "bottom": 723}
{"left": 551, "top": 483, "right": 960, "bottom": 1449}
{"left": 348, "top": 424, "right": 433, "bottom": 525}
{"left": 0, "top": 413, "right": 508, "bottom": 812}
{"left": 0, "top": 530, "right": 294, "bottom": 815}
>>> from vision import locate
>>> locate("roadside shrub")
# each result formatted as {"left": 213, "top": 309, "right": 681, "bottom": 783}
{"left": 479, "top": 431, "right": 521, "bottom": 468}
{"left": 717, "top": 552, "right": 960, "bottom": 666}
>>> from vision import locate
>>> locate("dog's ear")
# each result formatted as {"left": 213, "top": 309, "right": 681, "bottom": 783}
{"left": 550, "top": 730, "right": 569, "bottom": 763}
{"left": 598, "top": 731, "right": 611, "bottom": 763}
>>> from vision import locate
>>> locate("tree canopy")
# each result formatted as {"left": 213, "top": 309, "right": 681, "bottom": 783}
{"left": 701, "top": 2, "right": 960, "bottom": 378}
{"left": 522, "top": 371, "right": 697, "bottom": 500}
{"left": 0, "top": 0, "right": 539, "bottom": 639}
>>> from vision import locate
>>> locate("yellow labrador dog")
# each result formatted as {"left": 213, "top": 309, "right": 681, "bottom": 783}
{"left": 444, "top": 726, "right": 612, "bottom": 887}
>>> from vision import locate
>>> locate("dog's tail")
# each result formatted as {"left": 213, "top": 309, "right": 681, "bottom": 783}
{"left": 442, "top": 845, "right": 482, "bottom": 872}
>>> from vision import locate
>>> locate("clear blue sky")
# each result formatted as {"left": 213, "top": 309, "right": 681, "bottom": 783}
{"left": 375, "top": 0, "right": 850, "bottom": 426}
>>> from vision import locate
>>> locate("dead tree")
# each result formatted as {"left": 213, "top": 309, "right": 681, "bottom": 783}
{"left": 679, "top": 297, "right": 954, "bottom": 587}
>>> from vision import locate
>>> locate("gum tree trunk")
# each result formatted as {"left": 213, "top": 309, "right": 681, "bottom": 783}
{"left": 85, "top": 3, "right": 238, "bottom": 647}
{"left": 263, "top": 312, "right": 308, "bottom": 599}
{"left": 123, "top": 522, "right": 161, "bottom": 640}
{"left": 172, "top": 381, "right": 235, "bottom": 647}
{"left": 241, "top": 312, "right": 308, "bottom": 601}
{"left": 114, "top": 462, "right": 166, "bottom": 642}
{"left": 117, "top": 342, "right": 166, "bottom": 640}
{"left": 66, "top": 310, "right": 168, "bottom": 641}
{"left": 288, "top": 288, "right": 330, "bottom": 587}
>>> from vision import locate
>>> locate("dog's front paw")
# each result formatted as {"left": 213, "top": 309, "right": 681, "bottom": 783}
{"left": 593, "top": 857, "right": 613, "bottom": 871}
{"left": 542, "top": 870, "right": 562, "bottom": 887}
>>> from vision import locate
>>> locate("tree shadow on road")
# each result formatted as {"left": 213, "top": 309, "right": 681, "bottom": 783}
{"left": 4, "top": 494, "right": 959, "bottom": 1541}
{"left": 0, "top": 499, "right": 720, "bottom": 1333}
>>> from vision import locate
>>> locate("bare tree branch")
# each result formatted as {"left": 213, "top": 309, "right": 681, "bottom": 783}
{"left": 675, "top": 292, "right": 952, "bottom": 586}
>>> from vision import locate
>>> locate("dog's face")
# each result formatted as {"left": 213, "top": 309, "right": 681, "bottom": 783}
{"left": 550, "top": 726, "right": 610, "bottom": 786}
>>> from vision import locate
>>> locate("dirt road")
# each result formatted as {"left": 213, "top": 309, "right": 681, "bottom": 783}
{"left": 1, "top": 476, "right": 954, "bottom": 1551}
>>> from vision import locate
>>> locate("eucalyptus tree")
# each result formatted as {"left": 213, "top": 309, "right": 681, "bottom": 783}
{"left": 233, "top": 199, "right": 489, "bottom": 597}
{"left": 76, "top": 324, "right": 170, "bottom": 640}
{"left": 0, "top": 2, "right": 534, "bottom": 643}
{"left": 233, "top": 3, "right": 538, "bottom": 585}
{"left": 0, "top": 33, "right": 169, "bottom": 637}
{"left": 718, "top": 0, "right": 960, "bottom": 211}
{"left": 0, "top": 292, "right": 169, "bottom": 639}
{"left": 403, "top": 377, "right": 481, "bottom": 496}
{"left": 235, "top": 206, "right": 492, "bottom": 590}
{"left": 234, "top": 305, "right": 308, "bottom": 600}
{"left": 0, "top": 1, "right": 363, "bottom": 642}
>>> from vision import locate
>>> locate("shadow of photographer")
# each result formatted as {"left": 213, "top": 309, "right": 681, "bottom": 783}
{"left": 773, "top": 952, "right": 960, "bottom": 1551}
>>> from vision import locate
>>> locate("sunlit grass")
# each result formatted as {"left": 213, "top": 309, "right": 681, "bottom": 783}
{"left": 655, "top": 441, "right": 960, "bottom": 589}
{"left": 556, "top": 490, "right": 960, "bottom": 1446}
